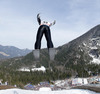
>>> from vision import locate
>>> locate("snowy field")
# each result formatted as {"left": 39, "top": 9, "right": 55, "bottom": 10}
{"left": 0, "top": 88, "right": 100, "bottom": 94}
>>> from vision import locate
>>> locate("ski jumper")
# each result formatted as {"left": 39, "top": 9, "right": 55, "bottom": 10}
{"left": 35, "top": 14, "right": 55, "bottom": 49}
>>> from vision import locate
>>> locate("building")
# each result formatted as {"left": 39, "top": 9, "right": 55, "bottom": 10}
{"left": 72, "top": 78, "right": 88, "bottom": 86}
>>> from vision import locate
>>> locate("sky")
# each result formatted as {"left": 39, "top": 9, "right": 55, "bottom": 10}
{"left": 0, "top": 0, "right": 100, "bottom": 49}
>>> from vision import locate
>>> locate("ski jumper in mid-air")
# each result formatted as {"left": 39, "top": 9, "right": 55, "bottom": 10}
{"left": 33, "top": 14, "right": 56, "bottom": 60}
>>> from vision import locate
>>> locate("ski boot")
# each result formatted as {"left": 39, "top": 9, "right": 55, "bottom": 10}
{"left": 33, "top": 49, "right": 40, "bottom": 60}
{"left": 49, "top": 48, "right": 56, "bottom": 61}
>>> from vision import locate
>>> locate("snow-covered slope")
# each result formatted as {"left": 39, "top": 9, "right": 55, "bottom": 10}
{"left": 56, "top": 25, "right": 100, "bottom": 65}
{"left": 18, "top": 66, "right": 46, "bottom": 72}
{"left": 82, "top": 36, "right": 100, "bottom": 64}
{"left": 0, "top": 88, "right": 99, "bottom": 94}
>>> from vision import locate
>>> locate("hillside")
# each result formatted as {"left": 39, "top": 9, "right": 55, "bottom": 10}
{"left": 0, "top": 45, "right": 31, "bottom": 59}
{"left": 0, "top": 25, "right": 100, "bottom": 86}
{"left": 56, "top": 25, "right": 100, "bottom": 65}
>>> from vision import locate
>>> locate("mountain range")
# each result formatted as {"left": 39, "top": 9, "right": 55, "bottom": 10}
{"left": 17, "top": 25, "right": 100, "bottom": 75}
{"left": 0, "top": 25, "right": 100, "bottom": 86}
{"left": 1, "top": 25, "right": 100, "bottom": 72}
{"left": 56, "top": 24, "right": 100, "bottom": 65}
{"left": 0, "top": 45, "right": 31, "bottom": 59}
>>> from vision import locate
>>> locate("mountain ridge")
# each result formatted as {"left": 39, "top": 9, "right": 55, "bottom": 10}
{"left": 0, "top": 25, "right": 100, "bottom": 86}
{"left": 61, "top": 24, "right": 100, "bottom": 48}
{"left": 0, "top": 45, "right": 31, "bottom": 59}
{"left": 1, "top": 24, "right": 100, "bottom": 68}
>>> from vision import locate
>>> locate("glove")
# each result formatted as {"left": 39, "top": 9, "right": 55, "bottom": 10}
{"left": 37, "top": 13, "right": 40, "bottom": 18}
{"left": 52, "top": 20, "right": 56, "bottom": 25}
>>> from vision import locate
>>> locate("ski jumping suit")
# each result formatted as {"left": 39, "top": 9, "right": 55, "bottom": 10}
{"left": 35, "top": 14, "right": 55, "bottom": 49}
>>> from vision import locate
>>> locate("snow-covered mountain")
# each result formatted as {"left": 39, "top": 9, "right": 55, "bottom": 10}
{"left": 0, "top": 45, "right": 31, "bottom": 59}
{"left": 56, "top": 25, "right": 100, "bottom": 65}
{"left": 76, "top": 25, "right": 100, "bottom": 64}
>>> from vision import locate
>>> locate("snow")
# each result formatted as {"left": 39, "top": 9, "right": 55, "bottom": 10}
{"left": 83, "top": 42, "right": 87, "bottom": 46}
{"left": 18, "top": 68, "right": 30, "bottom": 72}
{"left": 91, "top": 37, "right": 100, "bottom": 41}
{"left": 39, "top": 87, "right": 52, "bottom": 91}
{"left": 97, "top": 43, "right": 100, "bottom": 46}
{"left": 0, "top": 88, "right": 99, "bottom": 94}
{"left": 55, "top": 80, "right": 66, "bottom": 87}
{"left": 89, "top": 54, "right": 100, "bottom": 64}
{"left": 90, "top": 46, "right": 98, "bottom": 50}
{"left": 92, "top": 58, "right": 100, "bottom": 64}
{"left": 18, "top": 66, "right": 46, "bottom": 72}
{"left": 31, "top": 66, "right": 46, "bottom": 72}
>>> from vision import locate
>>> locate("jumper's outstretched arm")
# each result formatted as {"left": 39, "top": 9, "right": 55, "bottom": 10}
{"left": 52, "top": 20, "right": 56, "bottom": 25}
{"left": 50, "top": 20, "right": 56, "bottom": 27}
{"left": 37, "top": 13, "right": 41, "bottom": 25}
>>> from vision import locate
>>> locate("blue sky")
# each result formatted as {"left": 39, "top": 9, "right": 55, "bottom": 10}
{"left": 0, "top": 0, "right": 100, "bottom": 49}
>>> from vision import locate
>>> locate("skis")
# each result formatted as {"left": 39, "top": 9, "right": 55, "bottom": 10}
{"left": 33, "top": 49, "right": 40, "bottom": 60}
{"left": 33, "top": 48, "right": 56, "bottom": 61}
